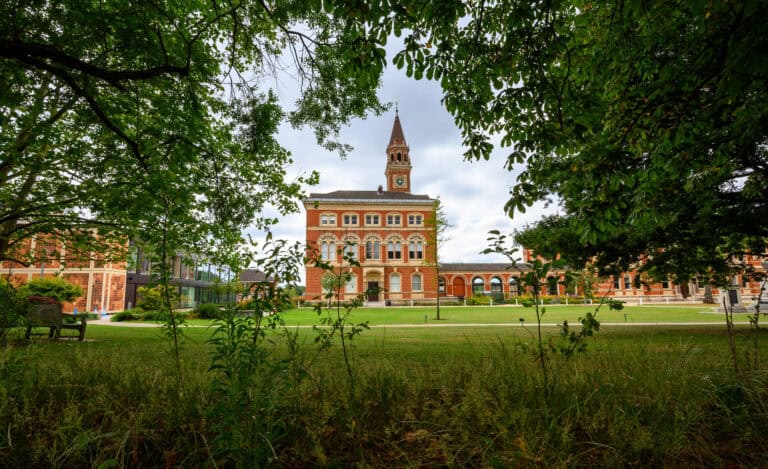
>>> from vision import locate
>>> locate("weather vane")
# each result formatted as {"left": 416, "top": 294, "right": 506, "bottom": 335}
{"left": 395, "top": 98, "right": 399, "bottom": 115}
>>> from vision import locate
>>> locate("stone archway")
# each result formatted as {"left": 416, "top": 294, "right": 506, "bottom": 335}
{"left": 364, "top": 270, "right": 383, "bottom": 303}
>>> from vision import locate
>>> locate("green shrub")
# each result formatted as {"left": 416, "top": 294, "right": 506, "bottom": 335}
{"left": 20, "top": 277, "right": 83, "bottom": 303}
{"left": 521, "top": 299, "right": 535, "bottom": 307}
{"left": 137, "top": 285, "right": 180, "bottom": 311}
{"left": 466, "top": 294, "right": 492, "bottom": 305}
{"left": 141, "top": 310, "right": 183, "bottom": 321}
{"left": 195, "top": 303, "right": 224, "bottom": 319}
{"left": 0, "top": 279, "right": 25, "bottom": 345}
{"left": 111, "top": 310, "right": 141, "bottom": 322}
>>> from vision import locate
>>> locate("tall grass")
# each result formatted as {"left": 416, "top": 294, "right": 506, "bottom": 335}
{"left": 1, "top": 327, "right": 767, "bottom": 466}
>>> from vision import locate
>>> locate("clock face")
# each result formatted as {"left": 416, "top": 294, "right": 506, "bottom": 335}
{"left": 395, "top": 176, "right": 406, "bottom": 187}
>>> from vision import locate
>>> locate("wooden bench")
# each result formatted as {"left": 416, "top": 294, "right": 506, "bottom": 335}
{"left": 25, "top": 301, "right": 87, "bottom": 341}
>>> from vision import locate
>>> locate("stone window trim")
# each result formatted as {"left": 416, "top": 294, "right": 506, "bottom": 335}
{"left": 385, "top": 212, "right": 402, "bottom": 227}
{"left": 407, "top": 213, "right": 424, "bottom": 226}
{"left": 319, "top": 212, "right": 337, "bottom": 226}
{"left": 342, "top": 212, "right": 359, "bottom": 226}
{"left": 407, "top": 235, "right": 426, "bottom": 261}
{"left": 363, "top": 233, "right": 382, "bottom": 260}
{"left": 345, "top": 273, "right": 357, "bottom": 293}
{"left": 389, "top": 273, "right": 401, "bottom": 293}
{"left": 364, "top": 213, "right": 381, "bottom": 226}
{"left": 412, "top": 273, "right": 423, "bottom": 292}
{"left": 341, "top": 235, "right": 360, "bottom": 261}
{"left": 317, "top": 233, "right": 338, "bottom": 261}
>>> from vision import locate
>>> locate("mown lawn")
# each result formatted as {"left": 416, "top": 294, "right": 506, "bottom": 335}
{"left": 158, "top": 304, "right": 732, "bottom": 327}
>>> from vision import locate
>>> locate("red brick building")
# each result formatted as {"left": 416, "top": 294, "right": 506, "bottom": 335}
{"left": 0, "top": 235, "right": 127, "bottom": 313}
{"left": 304, "top": 112, "right": 439, "bottom": 303}
{"left": 304, "top": 112, "right": 768, "bottom": 305}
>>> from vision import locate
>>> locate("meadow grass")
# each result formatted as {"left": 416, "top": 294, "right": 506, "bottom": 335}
{"left": 2, "top": 320, "right": 767, "bottom": 466}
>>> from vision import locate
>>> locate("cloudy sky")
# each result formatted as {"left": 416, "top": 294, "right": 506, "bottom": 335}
{"left": 246, "top": 46, "right": 555, "bottom": 277}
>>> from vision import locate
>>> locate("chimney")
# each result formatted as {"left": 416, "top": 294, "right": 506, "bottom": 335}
{"left": 377, "top": 185, "right": 383, "bottom": 194}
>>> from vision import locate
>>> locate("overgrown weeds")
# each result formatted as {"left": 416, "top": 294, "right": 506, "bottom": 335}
{"left": 2, "top": 327, "right": 767, "bottom": 466}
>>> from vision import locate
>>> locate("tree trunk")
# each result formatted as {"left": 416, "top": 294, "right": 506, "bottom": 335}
{"left": 703, "top": 285, "right": 715, "bottom": 304}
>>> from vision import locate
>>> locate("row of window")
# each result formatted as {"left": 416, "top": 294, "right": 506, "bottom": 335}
{"left": 319, "top": 213, "right": 423, "bottom": 227}
{"left": 320, "top": 240, "right": 424, "bottom": 261}
{"left": 342, "top": 273, "right": 423, "bottom": 293}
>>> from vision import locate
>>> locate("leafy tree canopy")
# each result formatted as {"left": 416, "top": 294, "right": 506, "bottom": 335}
{"left": 369, "top": 0, "right": 768, "bottom": 283}
{"left": 1, "top": 0, "right": 387, "bottom": 267}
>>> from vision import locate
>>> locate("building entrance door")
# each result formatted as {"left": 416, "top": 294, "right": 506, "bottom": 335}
{"left": 367, "top": 282, "right": 379, "bottom": 302}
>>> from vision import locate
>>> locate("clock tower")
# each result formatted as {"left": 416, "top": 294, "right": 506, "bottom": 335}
{"left": 385, "top": 109, "right": 412, "bottom": 193}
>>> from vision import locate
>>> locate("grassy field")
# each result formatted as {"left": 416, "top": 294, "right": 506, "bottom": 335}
{"left": 2, "top": 316, "right": 767, "bottom": 466}
{"left": 162, "top": 304, "right": 731, "bottom": 327}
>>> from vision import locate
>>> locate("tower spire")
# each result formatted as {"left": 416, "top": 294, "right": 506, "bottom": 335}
{"left": 385, "top": 110, "right": 411, "bottom": 192}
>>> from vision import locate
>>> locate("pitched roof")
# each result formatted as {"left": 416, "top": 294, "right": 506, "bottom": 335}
{"left": 441, "top": 262, "right": 531, "bottom": 272}
{"left": 388, "top": 112, "right": 407, "bottom": 147}
{"left": 305, "top": 190, "right": 434, "bottom": 202}
{"left": 239, "top": 269, "right": 269, "bottom": 283}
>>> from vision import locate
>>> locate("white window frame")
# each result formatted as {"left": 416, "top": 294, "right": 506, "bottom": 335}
{"left": 389, "top": 273, "right": 401, "bottom": 293}
{"left": 320, "top": 213, "right": 336, "bottom": 226}
{"left": 364, "top": 213, "right": 380, "bottom": 226}
{"left": 345, "top": 274, "right": 357, "bottom": 293}
{"left": 342, "top": 213, "right": 358, "bottom": 226}
{"left": 408, "top": 214, "right": 423, "bottom": 226}
{"left": 412, "top": 273, "right": 423, "bottom": 292}
{"left": 386, "top": 213, "right": 402, "bottom": 226}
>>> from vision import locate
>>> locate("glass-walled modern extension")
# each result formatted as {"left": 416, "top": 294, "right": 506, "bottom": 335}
{"left": 125, "top": 242, "right": 237, "bottom": 310}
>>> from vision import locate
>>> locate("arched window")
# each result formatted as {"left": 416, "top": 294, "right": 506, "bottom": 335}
{"left": 390, "top": 153, "right": 394, "bottom": 161}
{"left": 321, "top": 240, "right": 336, "bottom": 261}
{"left": 365, "top": 238, "right": 381, "bottom": 260}
{"left": 387, "top": 240, "right": 402, "bottom": 260}
{"left": 397, "top": 152, "right": 402, "bottom": 161}
{"left": 547, "top": 277, "right": 558, "bottom": 295}
{"left": 408, "top": 240, "right": 424, "bottom": 260}
{"left": 342, "top": 238, "right": 357, "bottom": 261}
{"left": 438, "top": 277, "right": 446, "bottom": 294}
{"left": 389, "top": 273, "right": 401, "bottom": 292}
{"left": 490, "top": 277, "right": 502, "bottom": 294}
{"left": 345, "top": 274, "right": 357, "bottom": 293}
{"left": 509, "top": 277, "right": 519, "bottom": 296}
{"left": 472, "top": 277, "right": 485, "bottom": 295}
{"left": 412, "top": 273, "right": 423, "bottom": 292}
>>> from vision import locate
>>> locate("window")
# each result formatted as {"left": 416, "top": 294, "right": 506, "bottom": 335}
{"left": 613, "top": 276, "right": 620, "bottom": 290}
{"left": 472, "top": 277, "right": 484, "bottom": 295}
{"left": 343, "top": 242, "right": 357, "bottom": 260}
{"left": 547, "top": 277, "right": 558, "bottom": 295}
{"left": 408, "top": 240, "right": 423, "bottom": 260}
{"left": 389, "top": 273, "right": 401, "bottom": 292}
{"left": 320, "top": 214, "right": 336, "bottom": 226}
{"left": 408, "top": 214, "right": 423, "bottom": 225}
{"left": 624, "top": 275, "right": 631, "bottom": 290}
{"left": 412, "top": 273, "right": 423, "bottom": 292}
{"left": 321, "top": 240, "right": 336, "bottom": 261}
{"left": 345, "top": 274, "right": 357, "bottom": 293}
{"left": 490, "top": 277, "right": 503, "bottom": 294}
{"left": 387, "top": 240, "right": 402, "bottom": 259}
{"left": 343, "top": 214, "right": 358, "bottom": 225}
{"left": 365, "top": 239, "right": 380, "bottom": 260}
{"left": 509, "top": 277, "right": 519, "bottom": 296}
{"left": 387, "top": 214, "right": 401, "bottom": 226}
{"left": 365, "top": 214, "right": 380, "bottom": 225}
{"left": 438, "top": 277, "right": 446, "bottom": 294}
{"left": 662, "top": 279, "right": 670, "bottom": 289}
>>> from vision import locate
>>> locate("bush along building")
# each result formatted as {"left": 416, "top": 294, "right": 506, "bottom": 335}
{"left": 304, "top": 112, "right": 768, "bottom": 306}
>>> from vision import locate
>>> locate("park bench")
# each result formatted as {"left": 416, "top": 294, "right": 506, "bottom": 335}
{"left": 25, "top": 297, "right": 87, "bottom": 341}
